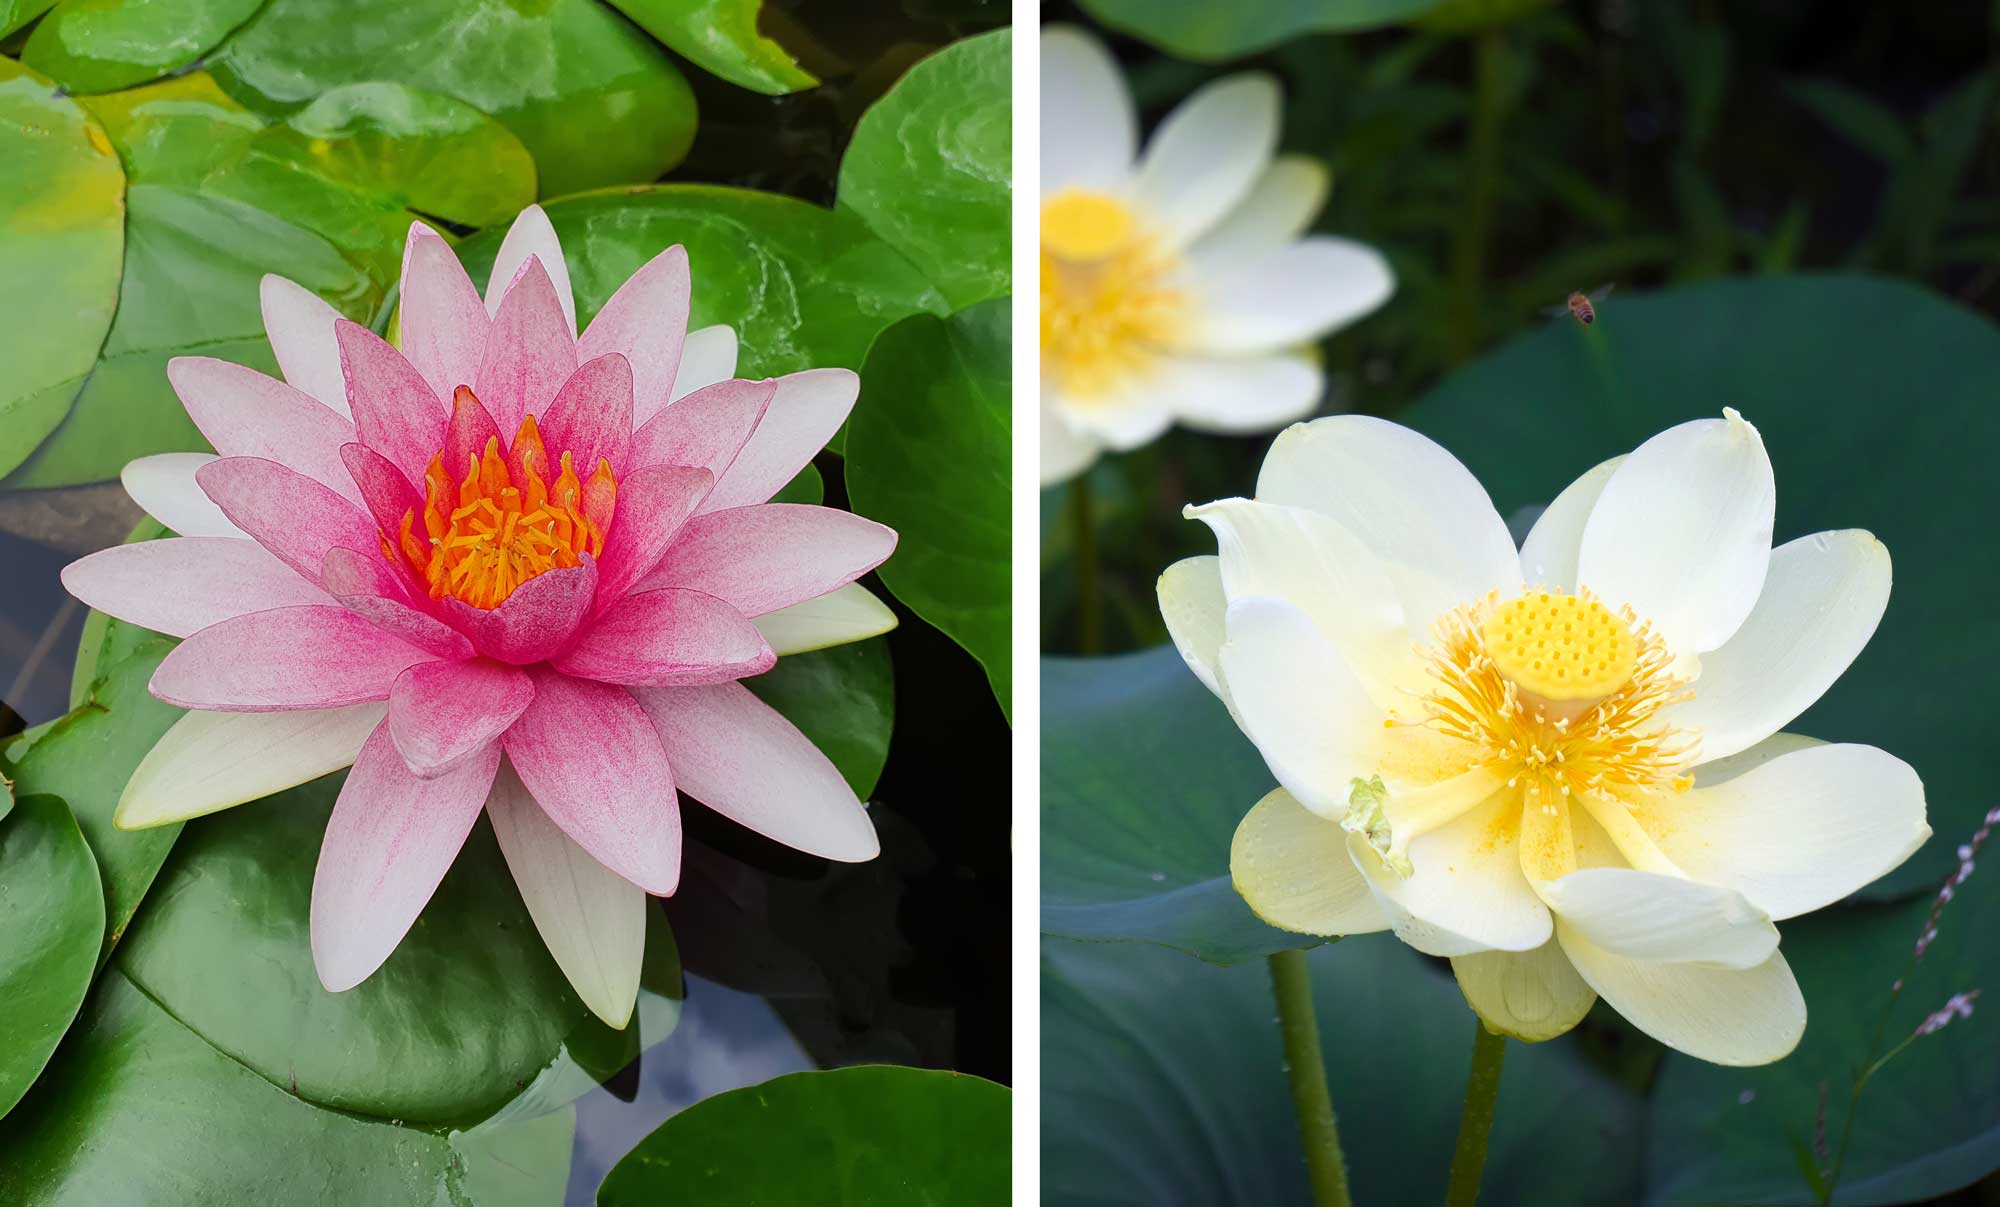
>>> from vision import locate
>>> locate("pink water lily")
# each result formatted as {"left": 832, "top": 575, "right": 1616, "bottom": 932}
{"left": 62, "top": 206, "right": 899, "bottom": 1027}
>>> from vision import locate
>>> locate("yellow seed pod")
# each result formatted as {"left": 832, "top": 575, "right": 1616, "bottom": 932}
{"left": 1481, "top": 591, "right": 1639, "bottom": 702}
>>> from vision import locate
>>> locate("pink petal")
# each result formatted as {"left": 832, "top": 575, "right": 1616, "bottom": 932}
{"left": 167, "top": 357, "right": 361, "bottom": 505}
{"left": 63, "top": 537, "right": 331, "bottom": 638}
{"left": 641, "top": 504, "right": 896, "bottom": 617}
{"left": 486, "top": 205, "right": 577, "bottom": 337}
{"left": 626, "top": 378, "right": 773, "bottom": 479}
{"left": 593, "top": 465, "right": 714, "bottom": 604}
{"left": 399, "top": 224, "right": 490, "bottom": 403}
{"left": 196, "top": 457, "right": 381, "bottom": 583}
{"left": 501, "top": 669, "right": 680, "bottom": 894}
{"left": 539, "top": 353, "right": 633, "bottom": 475}
{"left": 320, "top": 548, "right": 472, "bottom": 659}
{"left": 635, "top": 682, "right": 878, "bottom": 861}
{"left": 260, "top": 275, "right": 349, "bottom": 417}
{"left": 441, "top": 387, "right": 502, "bottom": 480}
{"left": 151, "top": 605, "right": 436, "bottom": 712}
{"left": 476, "top": 257, "right": 576, "bottom": 435}
{"left": 664, "top": 325, "right": 738, "bottom": 415}
{"left": 340, "top": 442, "right": 421, "bottom": 540}
{"left": 437, "top": 558, "right": 597, "bottom": 665}
{"left": 555, "top": 588, "right": 774, "bottom": 687}
{"left": 335, "top": 320, "right": 448, "bottom": 488}
{"left": 702, "top": 369, "right": 857, "bottom": 513}
{"left": 310, "top": 721, "right": 500, "bottom": 991}
{"left": 576, "top": 244, "right": 688, "bottom": 423}
{"left": 388, "top": 658, "right": 534, "bottom": 777}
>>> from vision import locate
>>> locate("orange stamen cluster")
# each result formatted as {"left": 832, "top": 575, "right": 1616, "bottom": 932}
{"left": 387, "top": 393, "right": 618, "bottom": 610}
{"left": 1406, "top": 589, "right": 1698, "bottom": 808}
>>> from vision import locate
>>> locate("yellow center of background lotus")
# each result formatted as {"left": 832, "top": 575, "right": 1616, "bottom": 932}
{"left": 1480, "top": 591, "right": 1638, "bottom": 702}
{"left": 1039, "top": 189, "right": 1185, "bottom": 401}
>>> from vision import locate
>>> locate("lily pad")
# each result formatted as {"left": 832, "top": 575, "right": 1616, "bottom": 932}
{"left": 1397, "top": 274, "right": 1999, "bottom": 898}
{"left": 453, "top": 184, "right": 949, "bottom": 384}
{"left": 0, "top": 795, "right": 105, "bottom": 1121}
{"left": 22, "top": 0, "right": 263, "bottom": 95}
{"left": 1041, "top": 646, "right": 1302, "bottom": 964}
{"left": 1043, "top": 936, "right": 1644, "bottom": 1206}
{"left": 846, "top": 302, "right": 1011, "bottom": 720}
{"left": 0, "top": 58, "right": 125, "bottom": 480}
{"left": 747, "top": 635, "right": 894, "bottom": 799}
{"left": 115, "top": 773, "right": 601, "bottom": 1126}
{"left": 1645, "top": 839, "right": 2000, "bottom": 1207}
{"left": 0, "top": 0, "right": 58, "bottom": 37}
{"left": 209, "top": 0, "right": 697, "bottom": 195}
{"left": 1076, "top": 0, "right": 1446, "bottom": 61}
{"left": 8, "top": 639, "right": 184, "bottom": 962}
{"left": 596, "top": 1065, "right": 1010, "bottom": 1205}
{"left": 837, "top": 28, "right": 1011, "bottom": 309}
{"left": 605, "top": 0, "right": 818, "bottom": 95}
{"left": 0, "top": 969, "right": 573, "bottom": 1204}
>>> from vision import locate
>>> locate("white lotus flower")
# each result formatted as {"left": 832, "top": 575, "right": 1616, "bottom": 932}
{"left": 1161, "top": 411, "right": 1929, "bottom": 1065}
{"left": 1039, "top": 26, "right": 1395, "bottom": 486}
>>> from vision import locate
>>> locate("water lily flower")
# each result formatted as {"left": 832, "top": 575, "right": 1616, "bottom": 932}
{"left": 62, "top": 206, "right": 899, "bottom": 1027}
{"left": 1039, "top": 25, "right": 1395, "bottom": 487}
{"left": 1161, "top": 411, "right": 1929, "bottom": 1064}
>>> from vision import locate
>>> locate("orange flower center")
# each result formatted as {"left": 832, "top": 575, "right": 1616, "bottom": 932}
{"left": 386, "top": 387, "right": 618, "bottom": 610}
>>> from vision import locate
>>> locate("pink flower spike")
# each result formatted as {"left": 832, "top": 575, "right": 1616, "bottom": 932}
{"left": 637, "top": 682, "right": 878, "bottom": 861}
{"left": 641, "top": 504, "right": 897, "bottom": 617}
{"left": 502, "top": 670, "right": 682, "bottom": 895}
{"left": 590, "top": 465, "right": 714, "bottom": 605}
{"left": 625, "top": 377, "right": 775, "bottom": 481}
{"left": 477, "top": 256, "right": 576, "bottom": 435}
{"left": 151, "top": 605, "right": 436, "bottom": 712}
{"left": 555, "top": 588, "right": 774, "bottom": 687}
{"left": 62, "top": 538, "right": 332, "bottom": 639}
{"left": 701, "top": 368, "right": 858, "bottom": 513}
{"left": 576, "top": 244, "right": 689, "bottom": 422}
{"left": 167, "top": 357, "right": 360, "bottom": 505}
{"left": 195, "top": 457, "right": 380, "bottom": 584}
{"left": 388, "top": 659, "right": 535, "bottom": 778}
{"left": 399, "top": 224, "right": 490, "bottom": 404}
{"left": 539, "top": 353, "right": 634, "bottom": 477}
{"left": 335, "top": 320, "right": 448, "bottom": 488}
{"left": 310, "top": 722, "right": 501, "bottom": 991}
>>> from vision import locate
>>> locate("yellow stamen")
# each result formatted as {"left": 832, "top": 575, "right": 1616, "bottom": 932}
{"left": 1042, "top": 189, "right": 1136, "bottom": 261}
{"left": 1040, "top": 191, "right": 1185, "bottom": 401}
{"left": 383, "top": 393, "right": 618, "bottom": 610}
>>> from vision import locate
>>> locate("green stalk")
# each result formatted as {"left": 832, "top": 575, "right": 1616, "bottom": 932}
{"left": 1269, "top": 949, "right": 1352, "bottom": 1207}
{"left": 1450, "top": 29, "right": 1508, "bottom": 365}
{"left": 1444, "top": 1022, "right": 1507, "bottom": 1207}
{"left": 1071, "top": 474, "right": 1104, "bottom": 654}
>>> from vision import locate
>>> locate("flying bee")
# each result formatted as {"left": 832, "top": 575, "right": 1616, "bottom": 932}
{"left": 1547, "top": 284, "right": 1615, "bottom": 326}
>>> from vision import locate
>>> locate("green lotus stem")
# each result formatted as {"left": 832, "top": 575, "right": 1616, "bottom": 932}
{"left": 1450, "top": 29, "right": 1508, "bottom": 365}
{"left": 1269, "top": 949, "right": 1352, "bottom": 1207}
{"left": 1445, "top": 1022, "right": 1507, "bottom": 1207}
{"left": 1072, "top": 475, "right": 1104, "bottom": 654}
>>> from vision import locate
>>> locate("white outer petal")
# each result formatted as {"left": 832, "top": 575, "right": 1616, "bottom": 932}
{"left": 670, "top": 325, "right": 738, "bottom": 404}
{"left": 1040, "top": 401, "right": 1102, "bottom": 487}
{"left": 1178, "top": 237, "right": 1394, "bottom": 355}
{"left": 1186, "top": 155, "right": 1331, "bottom": 266}
{"left": 1351, "top": 789, "right": 1553, "bottom": 957}
{"left": 114, "top": 702, "right": 386, "bottom": 829}
{"left": 1451, "top": 938, "right": 1596, "bottom": 1043}
{"left": 1518, "top": 456, "right": 1623, "bottom": 591}
{"left": 1559, "top": 925, "right": 1805, "bottom": 1066}
{"left": 1537, "top": 868, "right": 1778, "bottom": 969}
{"left": 1131, "top": 73, "right": 1279, "bottom": 250}
{"left": 259, "top": 275, "right": 350, "bottom": 417}
{"left": 1218, "top": 596, "right": 1382, "bottom": 820}
{"left": 1230, "top": 787, "right": 1387, "bottom": 937}
{"left": 753, "top": 583, "right": 898, "bottom": 656}
{"left": 1675, "top": 530, "right": 1890, "bottom": 761}
{"left": 1041, "top": 25, "right": 1136, "bottom": 195}
{"left": 1157, "top": 555, "right": 1226, "bottom": 700}
{"left": 123, "top": 453, "right": 244, "bottom": 538}
{"left": 1154, "top": 351, "right": 1322, "bottom": 435}
{"left": 1577, "top": 410, "right": 1775, "bottom": 653}
{"left": 487, "top": 760, "right": 646, "bottom": 1030}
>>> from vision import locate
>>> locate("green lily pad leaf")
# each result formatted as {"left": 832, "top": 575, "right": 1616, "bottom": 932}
{"left": 845, "top": 301, "right": 1011, "bottom": 719}
{"left": 0, "top": 777, "right": 12, "bottom": 824}
{"left": 69, "top": 523, "right": 168, "bottom": 707}
{"left": 455, "top": 184, "right": 949, "bottom": 384}
{"left": 1397, "top": 274, "right": 1999, "bottom": 898}
{"left": 115, "top": 773, "right": 602, "bottom": 1126}
{"left": 0, "top": 58, "right": 125, "bottom": 481}
{"left": 0, "top": 969, "right": 573, "bottom": 1204}
{"left": 604, "top": 0, "right": 818, "bottom": 95}
{"left": 597, "top": 1066, "right": 1010, "bottom": 1205}
{"left": 837, "top": 28, "right": 1010, "bottom": 309}
{"left": 747, "top": 636, "right": 894, "bottom": 799}
{"left": 22, "top": 0, "right": 262, "bottom": 95}
{"left": 1044, "top": 936, "right": 1643, "bottom": 1205}
{"left": 1646, "top": 852, "right": 2000, "bottom": 1206}
{"left": 209, "top": 0, "right": 697, "bottom": 196}
{"left": 1042, "top": 646, "right": 1302, "bottom": 965}
{"left": 0, "top": 794, "right": 105, "bottom": 1121}
{"left": 7, "top": 639, "right": 184, "bottom": 962}
{"left": 0, "top": 0, "right": 58, "bottom": 38}
{"left": 75, "top": 70, "right": 264, "bottom": 186}
{"left": 235, "top": 81, "right": 538, "bottom": 228}
{"left": 1075, "top": 0, "right": 1447, "bottom": 61}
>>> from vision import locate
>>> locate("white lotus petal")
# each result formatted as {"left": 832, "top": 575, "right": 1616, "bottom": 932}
{"left": 1041, "top": 25, "right": 1136, "bottom": 195}
{"left": 1131, "top": 73, "right": 1278, "bottom": 249}
{"left": 122, "top": 453, "right": 244, "bottom": 538}
{"left": 115, "top": 702, "right": 386, "bottom": 829}
{"left": 1518, "top": 456, "right": 1623, "bottom": 591}
{"left": 1451, "top": 937, "right": 1596, "bottom": 1043}
{"left": 1231, "top": 787, "right": 1387, "bottom": 937}
{"left": 753, "top": 583, "right": 898, "bottom": 656}
{"left": 1560, "top": 925, "right": 1805, "bottom": 1065}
